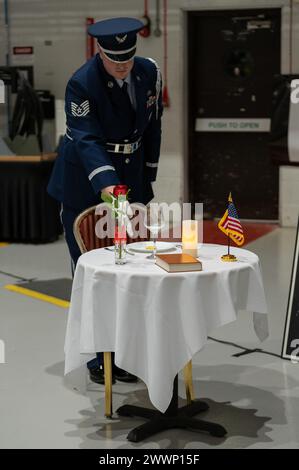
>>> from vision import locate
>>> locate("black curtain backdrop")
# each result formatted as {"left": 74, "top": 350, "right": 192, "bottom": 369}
{"left": 0, "top": 161, "right": 62, "bottom": 243}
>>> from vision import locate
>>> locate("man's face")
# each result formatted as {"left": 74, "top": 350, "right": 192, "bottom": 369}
{"left": 98, "top": 46, "right": 134, "bottom": 80}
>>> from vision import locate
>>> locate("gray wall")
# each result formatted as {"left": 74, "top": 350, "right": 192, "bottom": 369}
{"left": 0, "top": 0, "right": 297, "bottom": 202}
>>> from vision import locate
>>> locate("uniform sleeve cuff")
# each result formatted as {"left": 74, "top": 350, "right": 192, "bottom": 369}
{"left": 146, "top": 164, "right": 158, "bottom": 181}
{"left": 89, "top": 169, "right": 120, "bottom": 194}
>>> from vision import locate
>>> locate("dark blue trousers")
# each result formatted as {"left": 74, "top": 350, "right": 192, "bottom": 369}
{"left": 61, "top": 205, "right": 104, "bottom": 370}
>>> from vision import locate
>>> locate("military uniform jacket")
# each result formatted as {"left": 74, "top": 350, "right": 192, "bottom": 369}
{"left": 48, "top": 54, "right": 163, "bottom": 211}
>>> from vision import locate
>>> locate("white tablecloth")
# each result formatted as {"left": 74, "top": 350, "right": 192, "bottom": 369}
{"left": 65, "top": 244, "right": 268, "bottom": 413}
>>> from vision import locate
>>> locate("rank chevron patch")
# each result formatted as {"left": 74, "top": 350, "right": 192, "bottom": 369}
{"left": 71, "top": 100, "right": 90, "bottom": 117}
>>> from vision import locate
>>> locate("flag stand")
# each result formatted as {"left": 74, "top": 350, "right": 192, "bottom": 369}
{"left": 221, "top": 231, "right": 237, "bottom": 262}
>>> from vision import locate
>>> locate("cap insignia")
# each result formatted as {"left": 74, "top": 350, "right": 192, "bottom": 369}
{"left": 115, "top": 34, "right": 127, "bottom": 44}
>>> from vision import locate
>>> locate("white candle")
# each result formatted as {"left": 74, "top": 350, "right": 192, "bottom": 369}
{"left": 182, "top": 220, "right": 198, "bottom": 258}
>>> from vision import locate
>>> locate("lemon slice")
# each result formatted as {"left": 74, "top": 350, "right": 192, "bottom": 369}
{"left": 145, "top": 245, "right": 155, "bottom": 250}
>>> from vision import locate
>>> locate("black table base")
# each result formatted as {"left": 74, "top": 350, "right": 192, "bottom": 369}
{"left": 116, "top": 376, "right": 227, "bottom": 442}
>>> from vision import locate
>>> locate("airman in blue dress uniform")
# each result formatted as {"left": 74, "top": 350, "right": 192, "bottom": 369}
{"left": 47, "top": 17, "right": 163, "bottom": 384}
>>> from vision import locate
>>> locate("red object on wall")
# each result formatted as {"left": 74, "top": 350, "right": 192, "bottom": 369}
{"left": 139, "top": 15, "right": 151, "bottom": 37}
{"left": 139, "top": 0, "right": 151, "bottom": 38}
{"left": 13, "top": 46, "right": 34, "bottom": 54}
{"left": 86, "top": 17, "right": 95, "bottom": 59}
{"left": 162, "top": 85, "right": 170, "bottom": 108}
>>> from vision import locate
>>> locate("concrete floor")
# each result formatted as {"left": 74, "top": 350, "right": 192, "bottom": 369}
{"left": 0, "top": 227, "right": 298, "bottom": 449}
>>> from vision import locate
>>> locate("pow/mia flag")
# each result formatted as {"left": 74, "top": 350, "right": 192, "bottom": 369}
{"left": 71, "top": 100, "right": 90, "bottom": 117}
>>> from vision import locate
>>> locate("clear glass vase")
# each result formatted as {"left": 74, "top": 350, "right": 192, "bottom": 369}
{"left": 114, "top": 196, "right": 127, "bottom": 265}
{"left": 114, "top": 239, "right": 127, "bottom": 265}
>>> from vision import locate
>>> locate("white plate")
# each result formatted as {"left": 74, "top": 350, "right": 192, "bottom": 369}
{"left": 127, "top": 241, "right": 176, "bottom": 253}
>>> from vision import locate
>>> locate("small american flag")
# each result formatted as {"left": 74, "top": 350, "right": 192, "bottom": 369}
{"left": 218, "top": 193, "right": 245, "bottom": 246}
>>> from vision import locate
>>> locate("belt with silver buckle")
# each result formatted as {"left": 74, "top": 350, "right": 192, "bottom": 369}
{"left": 106, "top": 137, "right": 141, "bottom": 155}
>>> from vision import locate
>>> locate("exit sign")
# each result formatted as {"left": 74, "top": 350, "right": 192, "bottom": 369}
{"left": 13, "top": 46, "right": 34, "bottom": 55}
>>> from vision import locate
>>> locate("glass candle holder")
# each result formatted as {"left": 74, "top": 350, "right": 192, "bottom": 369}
{"left": 182, "top": 220, "right": 198, "bottom": 258}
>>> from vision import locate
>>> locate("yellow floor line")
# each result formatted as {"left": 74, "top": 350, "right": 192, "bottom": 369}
{"left": 0, "top": 243, "right": 9, "bottom": 247}
{"left": 4, "top": 284, "right": 70, "bottom": 308}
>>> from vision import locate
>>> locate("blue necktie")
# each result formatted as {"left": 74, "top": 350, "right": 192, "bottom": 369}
{"left": 121, "top": 80, "right": 132, "bottom": 108}
{"left": 120, "top": 80, "right": 135, "bottom": 131}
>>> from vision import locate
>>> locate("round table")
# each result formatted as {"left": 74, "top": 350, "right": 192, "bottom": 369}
{"left": 65, "top": 243, "right": 267, "bottom": 441}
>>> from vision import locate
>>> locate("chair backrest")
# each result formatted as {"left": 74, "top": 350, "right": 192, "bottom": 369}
{"left": 73, "top": 203, "right": 148, "bottom": 254}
